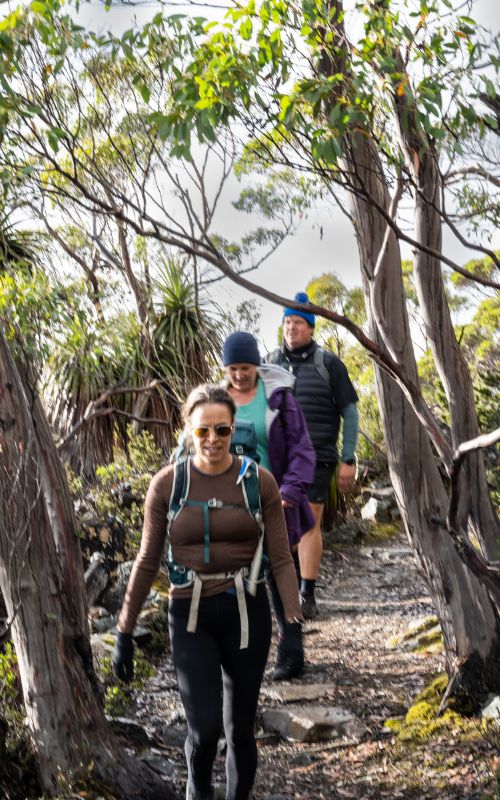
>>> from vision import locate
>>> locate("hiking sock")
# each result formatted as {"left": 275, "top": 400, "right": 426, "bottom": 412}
{"left": 268, "top": 572, "right": 286, "bottom": 637}
{"left": 300, "top": 578, "right": 316, "bottom": 598}
{"left": 292, "top": 551, "right": 301, "bottom": 582}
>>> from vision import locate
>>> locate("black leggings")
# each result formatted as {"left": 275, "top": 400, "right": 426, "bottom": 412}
{"left": 169, "top": 583, "right": 272, "bottom": 800}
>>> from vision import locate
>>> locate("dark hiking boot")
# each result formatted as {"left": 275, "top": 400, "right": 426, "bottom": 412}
{"left": 272, "top": 649, "right": 304, "bottom": 680}
{"left": 300, "top": 593, "right": 320, "bottom": 619}
{"left": 272, "top": 621, "right": 304, "bottom": 681}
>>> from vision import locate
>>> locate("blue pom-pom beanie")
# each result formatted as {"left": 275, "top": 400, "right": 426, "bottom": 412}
{"left": 223, "top": 331, "right": 261, "bottom": 366}
{"left": 283, "top": 292, "right": 315, "bottom": 327}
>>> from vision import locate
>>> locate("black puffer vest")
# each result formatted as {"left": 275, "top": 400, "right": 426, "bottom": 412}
{"left": 268, "top": 342, "right": 340, "bottom": 463}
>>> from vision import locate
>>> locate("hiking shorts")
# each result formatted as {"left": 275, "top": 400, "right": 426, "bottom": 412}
{"left": 307, "top": 461, "right": 336, "bottom": 505}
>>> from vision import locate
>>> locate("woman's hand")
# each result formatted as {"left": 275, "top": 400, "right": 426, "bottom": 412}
{"left": 112, "top": 631, "right": 135, "bottom": 682}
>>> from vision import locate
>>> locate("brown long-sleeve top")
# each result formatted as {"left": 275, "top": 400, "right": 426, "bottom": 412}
{"left": 118, "top": 457, "right": 302, "bottom": 633}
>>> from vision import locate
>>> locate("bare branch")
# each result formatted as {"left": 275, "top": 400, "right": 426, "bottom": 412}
{"left": 444, "top": 165, "right": 500, "bottom": 189}
{"left": 57, "top": 380, "right": 165, "bottom": 449}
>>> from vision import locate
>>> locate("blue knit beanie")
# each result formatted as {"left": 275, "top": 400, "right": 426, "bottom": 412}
{"left": 223, "top": 332, "right": 261, "bottom": 366}
{"left": 283, "top": 292, "right": 315, "bottom": 327}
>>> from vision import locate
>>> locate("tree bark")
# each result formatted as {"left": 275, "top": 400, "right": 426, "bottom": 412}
{"left": 390, "top": 62, "right": 500, "bottom": 560}
{"left": 318, "top": 0, "right": 500, "bottom": 699}
{"left": 0, "top": 328, "right": 179, "bottom": 799}
{"left": 340, "top": 131, "right": 500, "bottom": 702}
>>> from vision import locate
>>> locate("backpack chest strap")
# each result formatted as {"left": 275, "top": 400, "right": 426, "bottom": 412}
{"left": 183, "top": 498, "right": 244, "bottom": 565}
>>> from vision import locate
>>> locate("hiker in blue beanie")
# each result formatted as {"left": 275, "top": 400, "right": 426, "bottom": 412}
{"left": 267, "top": 293, "right": 359, "bottom": 619}
{"left": 222, "top": 331, "right": 316, "bottom": 680}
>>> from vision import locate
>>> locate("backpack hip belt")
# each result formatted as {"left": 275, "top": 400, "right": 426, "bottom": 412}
{"left": 186, "top": 566, "right": 254, "bottom": 649}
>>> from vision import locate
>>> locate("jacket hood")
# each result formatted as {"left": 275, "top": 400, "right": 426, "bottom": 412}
{"left": 257, "top": 363, "right": 295, "bottom": 398}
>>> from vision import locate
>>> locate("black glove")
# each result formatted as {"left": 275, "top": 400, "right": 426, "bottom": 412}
{"left": 112, "top": 631, "right": 134, "bottom": 682}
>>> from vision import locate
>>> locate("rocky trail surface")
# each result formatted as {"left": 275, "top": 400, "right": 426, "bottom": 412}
{"left": 117, "top": 531, "right": 499, "bottom": 800}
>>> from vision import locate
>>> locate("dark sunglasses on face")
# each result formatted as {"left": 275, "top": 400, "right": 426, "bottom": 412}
{"left": 192, "top": 424, "right": 233, "bottom": 439}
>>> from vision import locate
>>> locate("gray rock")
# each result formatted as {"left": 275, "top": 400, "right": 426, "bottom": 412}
{"left": 261, "top": 683, "right": 335, "bottom": 704}
{"left": 361, "top": 497, "right": 392, "bottom": 523}
{"left": 327, "top": 520, "right": 371, "bottom": 545}
{"left": 116, "top": 560, "right": 135, "bottom": 594}
{"left": 99, "top": 560, "right": 135, "bottom": 613}
{"left": 108, "top": 716, "right": 152, "bottom": 747}
{"left": 84, "top": 552, "right": 110, "bottom": 606}
{"left": 142, "top": 749, "right": 177, "bottom": 778}
{"left": 160, "top": 724, "right": 187, "bottom": 748}
{"left": 79, "top": 511, "right": 101, "bottom": 528}
{"left": 261, "top": 704, "right": 362, "bottom": 742}
{"left": 290, "top": 752, "right": 314, "bottom": 766}
{"left": 90, "top": 632, "right": 115, "bottom": 661}
{"left": 481, "top": 695, "right": 500, "bottom": 719}
{"left": 92, "top": 613, "right": 118, "bottom": 634}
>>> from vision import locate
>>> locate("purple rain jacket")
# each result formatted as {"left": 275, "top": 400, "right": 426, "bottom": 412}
{"left": 252, "top": 364, "right": 316, "bottom": 546}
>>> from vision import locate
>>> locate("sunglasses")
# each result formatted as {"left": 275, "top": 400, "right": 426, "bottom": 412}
{"left": 192, "top": 424, "right": 233, "bottom": 439}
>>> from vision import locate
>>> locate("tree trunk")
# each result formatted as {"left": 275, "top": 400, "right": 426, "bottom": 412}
{"left": 412, "top": 156, "right": 499, "bottom": 559}
{"left": 391, "top": 72, "right": 500, "bottom": 559}
{"left": 0, "top": 328, "right": 180, "bottom": 799}
{"left": 339, "top": 129, "right": 500, "bottom": 703}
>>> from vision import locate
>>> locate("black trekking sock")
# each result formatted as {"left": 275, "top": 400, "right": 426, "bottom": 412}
{"left": 268, "top": 572, "right": 286, "bottom": 637}
{"left": 300, "top": 578, "right": 316, "bottom": 598}
{"left": 292, "top": 551, "right": 301, "bottom": 582}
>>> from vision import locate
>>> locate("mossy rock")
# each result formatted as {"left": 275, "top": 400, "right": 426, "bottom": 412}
{"left": 413, "top": 628, "right": 444, "bottom": 654}
{"left": 396, "top": 709, "right": 466, "bottom": 744}
{"left": 384, "top": 716, "right": 404, "bottom": 732}
{"left": 406, "top": 615, "right": 439, "bottom": 638}
{"left": 364, "top": 521, "right": 401, "bottom": 541}
{"left": 387, "top": 616, "right": 443, "bottom": 653}
{"left": 405, "top": 700, "right": 436, "bottom": 723}
{"left": 384, "top": 673, "right": 480, "bottom": 745}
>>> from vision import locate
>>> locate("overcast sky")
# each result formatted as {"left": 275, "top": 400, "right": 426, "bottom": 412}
{"left": 74, "top": 0, "right": 499, "bottom": 353}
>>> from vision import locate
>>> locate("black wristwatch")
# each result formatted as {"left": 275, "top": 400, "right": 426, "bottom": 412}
{"left": 342, "top": 458, "right": 356, "bottom": 465}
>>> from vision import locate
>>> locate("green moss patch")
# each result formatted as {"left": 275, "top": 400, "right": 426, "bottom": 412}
{"left": 384, "top": 674, "right": 496, "bottom": 746}
{"left": 387, "top": 615, "right": 444, "bottom": 654}
{"left": 364, "top": 521, "right": 402, "bottom": 541}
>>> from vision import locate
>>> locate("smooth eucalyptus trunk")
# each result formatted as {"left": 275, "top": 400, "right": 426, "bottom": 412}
{"left": 390, "top": 69, "right": 500, "bottom": 558}
{"left": 321, "top": 0, "right": 500, "bottom": 702}
{"left": 410, "top": 153, "right": 499, "bottom": 559}
{"left": 340, "top": 131, "right": 500, "bottom": 702}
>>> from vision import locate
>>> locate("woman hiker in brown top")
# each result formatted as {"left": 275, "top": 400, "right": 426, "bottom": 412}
{"left": 112, "top": 384, "right": 303, "bottom": 800}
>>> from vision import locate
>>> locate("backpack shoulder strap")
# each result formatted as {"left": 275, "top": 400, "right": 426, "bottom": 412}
{"left": 237, "top": 456, "right": 267, "bottom": 594}
{"left": 313, "top": 347, "right": 331, "bottom": 387}
{"left": 267, "top": 348, "right": 282, "bottom": 365}
{"left": 237, "top": 456, "right": 262, "bottom": 523}
{"left": 167, "top": 456, "right": 190, "bottom": 530}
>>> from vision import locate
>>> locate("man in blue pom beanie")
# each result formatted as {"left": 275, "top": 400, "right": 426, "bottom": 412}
{"left": 267, "top": 292, "right": 359, "bottom": 619}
